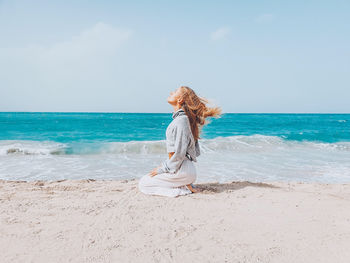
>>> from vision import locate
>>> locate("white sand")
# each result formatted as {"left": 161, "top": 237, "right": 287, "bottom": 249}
{"left": 0, "top": 179, "right": 350, "bottom": 263}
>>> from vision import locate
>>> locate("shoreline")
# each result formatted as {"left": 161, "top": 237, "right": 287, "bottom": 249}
{"left": 2, "top": 178, "right": 349, "bottom": 184}
{"left": 1, "top": 179, "right": 350, "bottom": 262}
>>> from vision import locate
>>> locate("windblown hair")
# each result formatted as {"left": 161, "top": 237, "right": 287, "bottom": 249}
{"left": 179, "top": 86, "right": 222, "bottom": 141}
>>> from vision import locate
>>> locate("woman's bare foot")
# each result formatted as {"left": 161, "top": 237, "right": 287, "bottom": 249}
{"left": 186, "top": 184, "right": 201, "bottom": 193}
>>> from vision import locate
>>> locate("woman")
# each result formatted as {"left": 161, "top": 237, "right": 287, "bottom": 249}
{"left": 138, "top": 86, "right": 222, "bottom": 197}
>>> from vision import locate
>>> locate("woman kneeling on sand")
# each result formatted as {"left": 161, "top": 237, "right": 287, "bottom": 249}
{"left": 138, "top": 86, "right": 221, "bottom": 197}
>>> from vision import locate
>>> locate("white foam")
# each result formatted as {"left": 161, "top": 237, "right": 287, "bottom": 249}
{"left": 0, "top": 140, "right": 67, "bottom": 156}
{"left": 1, "top": 136, "right": 349, "bottom": 156}
{"left": 0, "top": 136, "right": 350, "bottom": 183}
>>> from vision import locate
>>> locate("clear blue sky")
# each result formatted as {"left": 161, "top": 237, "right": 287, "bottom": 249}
{"left": 0, "top": 0, "right": 349, "bottom": 113}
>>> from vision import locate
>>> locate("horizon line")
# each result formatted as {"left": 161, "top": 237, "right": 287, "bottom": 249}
{"left": 0, "top": 111, "right": 349, "bottom": 114}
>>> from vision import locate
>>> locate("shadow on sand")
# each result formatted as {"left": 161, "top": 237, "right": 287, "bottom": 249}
{"left": 194, "top": 181, "right": 280, "bottom": 194}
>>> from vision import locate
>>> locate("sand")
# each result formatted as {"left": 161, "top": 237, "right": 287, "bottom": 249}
{"left": 0, "top": 179, "right": 350, "bottom": 263}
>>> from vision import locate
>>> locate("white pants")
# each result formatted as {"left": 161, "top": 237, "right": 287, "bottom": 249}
{"left": 138, "top": 158, "right": 197, "bottom": 197}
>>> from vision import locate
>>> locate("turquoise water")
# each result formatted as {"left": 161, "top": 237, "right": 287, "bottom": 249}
{"left": 0, "top": 112, "right": 349, "bottom": 182}
{"left": 1, "top": 112, "right": 349, "bottom": 142}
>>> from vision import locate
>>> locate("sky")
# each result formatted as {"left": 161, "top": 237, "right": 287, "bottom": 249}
{"left": 0, "top": 0, "right": 349, "bottom": 113}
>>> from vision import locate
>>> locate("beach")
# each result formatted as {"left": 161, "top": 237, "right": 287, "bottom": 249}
{"left": 2, "top": 0, "right": 350, "bottom": 261}
{"left": 1, "top": 179, "right": 349, "bottom": 263}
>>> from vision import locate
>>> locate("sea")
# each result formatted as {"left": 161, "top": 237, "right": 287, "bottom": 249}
{"left": 0, "top": 112, "right": 349, "bottom": 183}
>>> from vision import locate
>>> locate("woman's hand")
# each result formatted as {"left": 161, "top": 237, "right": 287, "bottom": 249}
{"left": 149, "top": 166, "right": 161, "bottom": 177}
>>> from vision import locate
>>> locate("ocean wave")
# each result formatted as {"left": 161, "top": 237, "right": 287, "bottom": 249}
{"left": 0, "top": 141, "right": 67, "bottom": 156}
{"left": 0, "top": 140, "right": 167, "bottom": 156}
{"left": 1, "top": 135, "right": 350, "bottom": 156}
